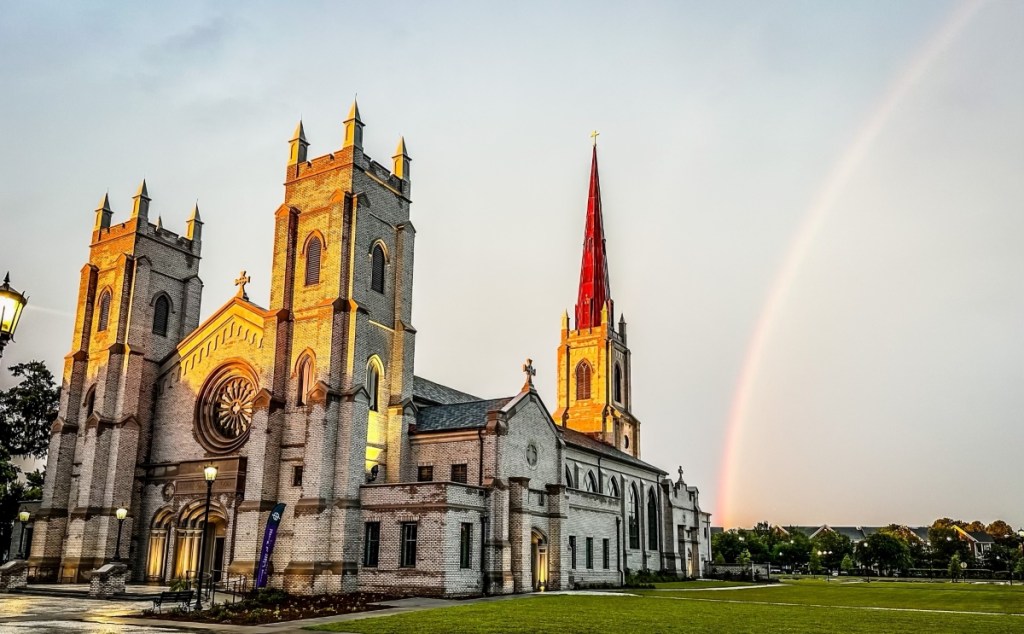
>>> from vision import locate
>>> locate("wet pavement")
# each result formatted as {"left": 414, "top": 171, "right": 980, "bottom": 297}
{"left": 0, "top": 593, "right": 197, "bottom": 633}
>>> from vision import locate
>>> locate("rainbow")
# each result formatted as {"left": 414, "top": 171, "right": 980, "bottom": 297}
{"left": 715, "top": 0, "right": 987, "bottom": 527}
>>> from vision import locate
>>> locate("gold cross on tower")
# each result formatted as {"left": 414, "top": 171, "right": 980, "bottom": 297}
{"left": 590, "top": 130, "right": 600, "bottom": 146}
{"left": 235, "top": 270, "right": 251, "bottom": 300}
{"left": 522, "top": 358, "right": 536, "bottom": 390}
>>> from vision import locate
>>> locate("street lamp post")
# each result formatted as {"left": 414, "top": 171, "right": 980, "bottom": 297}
{"left": 0, "top": 273, "right": 28, "bottom": 359}
{"left": 113, "top": 508, "right": 128, "bottom": 562}
{"left": 195, "top": 465, "right": 218, "bottom": 612}
{"left": 17, "top": 511, "right": 29, "bottom": 559}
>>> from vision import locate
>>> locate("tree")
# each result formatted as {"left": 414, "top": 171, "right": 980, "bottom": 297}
{"left": 928, "top": 525, "right": 970, "bottom": 566}
{"left": 948, "top": 552, "right": 962, "bottom": 582}
{"left": 964, "top": 520, "right": 986, "bottom": 533}
{"left": 713, "top": 552, "right": 725, "bottom": 565}
{"left": 812, "top": 530, "right": 852, "bottom": 574}
{"left": 712, "top": 531, "right": 743, "bottom": 564}
{"left": 862, "top": 532, "right": 911, "bottom": 576}
{"left": 0, "top": 361, "right": 59, "bottom": 458}
{"left": 840, "top": 554, "right": 854, "bottom": 575}
{"left": 809, "top": 549, "right": 822, "bottom": 574}
{"left": 772, "top": 531, "right": 811, "bottom": 571}
{"left": 1015, "top": 558, "right": 1024, "bottom": 582}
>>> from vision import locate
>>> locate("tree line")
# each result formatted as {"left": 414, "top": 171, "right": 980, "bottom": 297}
{"left": 712, "top": 520, "right": 1024, "bottom": 579}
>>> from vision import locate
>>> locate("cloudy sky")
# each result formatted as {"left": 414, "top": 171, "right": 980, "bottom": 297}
{"left": 1, "top": 0, "right": 1021, "bottom": 529}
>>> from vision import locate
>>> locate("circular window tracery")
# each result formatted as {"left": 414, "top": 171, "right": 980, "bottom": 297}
{"left": 195, "top": 364, "right": 258, "bottom": 453}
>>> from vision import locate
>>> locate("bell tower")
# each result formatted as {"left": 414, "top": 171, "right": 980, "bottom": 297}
{"left": 553, "top": 141, "right": 641, "bottom": 457}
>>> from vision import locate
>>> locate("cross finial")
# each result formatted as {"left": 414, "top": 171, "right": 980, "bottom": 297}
{"left": 234, "top": 270, "right": 251, "bottom": 300}
{"left": 522, "top": 358, "right": 536, "bottom": 390}
{"left": 678, "top": 466, "right": 684, "bottom": 482}
{"left": 590, "top": 130, "right": 600, "bottom": 146}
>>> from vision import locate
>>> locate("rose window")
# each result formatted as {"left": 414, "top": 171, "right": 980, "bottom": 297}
{"left": 195, "top": 364, "right": 259, "bottom": 453}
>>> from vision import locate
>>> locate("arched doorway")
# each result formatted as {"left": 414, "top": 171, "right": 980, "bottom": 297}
{"left": 173, "top": 501, "right": 228, "bottom": 584}
{"left": 531, "top": 529, "right": 549, "bottom": 591}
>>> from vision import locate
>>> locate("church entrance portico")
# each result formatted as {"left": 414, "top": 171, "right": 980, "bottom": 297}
{"left": 169, "top": 501, "right": 229, "bottom": 585}
{"left": 531, "top": 529, "right": 549, "bottom": 591}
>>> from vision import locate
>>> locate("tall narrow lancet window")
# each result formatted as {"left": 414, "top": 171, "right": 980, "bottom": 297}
{"left": 97, "top": 291, "right": 112, "bottom": 332}
{"left": 585, "top": 471, "right": 597, "bottom": 493}
{"left": 647, "top": 489, "right": 658, "bottom": 550}
{"left": 565, "top": 466, "right": 574, "bottom": 489}
{"left": 575, "top": 361, "right": 592, "bottom": 400}
{"left": 609, "top": 478, "right": 620, "bottom": 498}
{"left": 366, "top": 362, "right": 380, "bottom": 412}
{"left": 371, "top": 243, "right": 386, "bottom": 293}
{"left": 152, "top": 295, "right": 170, "bottom": 336}
{"left": 613, "top": 363, "right": 623, "bottom": 403}
{"left": 305, "top": 236, "right": 322, "bottom": 286}
{"left": 628, "top": 485, "right": 640, "bottom": 549}
{"left": 296, "top": 355, "right": 314, "bottom": 406}
{"left": 83, "top": 386, "right": 96, "bottom": 418}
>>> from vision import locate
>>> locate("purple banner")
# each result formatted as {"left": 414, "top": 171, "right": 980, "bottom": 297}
{"left": 255, "top": 503, "right": 286, "bottom": 589}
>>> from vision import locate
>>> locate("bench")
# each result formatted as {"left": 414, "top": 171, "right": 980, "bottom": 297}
{"left": 152, "top": 590, "right": 194, "bottom": 613}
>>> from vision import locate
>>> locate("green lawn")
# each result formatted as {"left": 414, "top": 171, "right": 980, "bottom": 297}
{"left": 309, "top": 580, "right": 1024, "bottom": 634}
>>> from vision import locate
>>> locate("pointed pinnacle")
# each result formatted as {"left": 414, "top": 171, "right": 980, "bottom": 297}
{"left": 189, "top": 202, "right": 202, "bottom": 222}
{"left": 394, "top": 136, "right": 409, "bottom": 157}
{"left": 134, "top": 179, "right": 150, "bottom": 199}
{"left": 292, "top": 120, "right": 307, "bottom": 143}
{"left": 96, "top": 193, "right": 112, "bottom": 212}
{"left": 156, "top": 215, "right": 163, "bottom": 229}
{"left": 347, "top": 97, "right": 362, "bottom": 122}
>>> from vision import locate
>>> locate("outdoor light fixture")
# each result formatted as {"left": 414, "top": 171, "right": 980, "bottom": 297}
{"left": 0, "top": 273, "right": 28, "bottom": 359}
{"left": 113, "top": 507, "right": 128, "bottom": 562}
{"left": 17, "top": 511, "right": 29, "bottom": 559}
{"left": 196, "top": 465, "right": 218, "bottom": 611}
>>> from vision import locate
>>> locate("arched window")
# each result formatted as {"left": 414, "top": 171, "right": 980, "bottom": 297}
{"left": 305, "top": 235, "right": 322, "bottom": 286}
{"left": 585, "top": 471, "right": 597, "bottom": 493}
{"left": 575, "top": 361, "right": 592, "bottom": 400}
{"left": 152, "top": 295, "right": 170, "bottom": 336}
{"left": 97, "top": 291, "right": 112, "bottom": 332}
{"left": 370, "top": 243, "right": 386, "bottom": 293}
{"left": 614, "top": 363, "right": 623, "bottom": 403}
{"left": 565, "top": 466, "right": 574, "bottom": 489}
{"left": 609, "top": 477, "right": 620, "bottom": 498}
{"left": 647, "top": 489, "right": 658, "bottom": 550}
{"left": 296, "top": 355, "right": 314, "bottom": 405}
{"left": 628, "top": 484, "right": 640, "bottom": 549}
{"left": 623, "top": 435, "right": 630, "bottom": 450}
{"left": 83, "top": 385, "right": 96, "bottom": 418}
{"left": 366, "top": 361, "right": 380, "bottom": 412}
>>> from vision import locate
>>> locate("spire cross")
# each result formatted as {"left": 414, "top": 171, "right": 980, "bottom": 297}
{"left": 678, "top": 466, "right": 684, "bottom": 482}
{"left": 235, "top": 270, "right": 251, "bottom": 300}
{"left": 590, "top": 130, "right": 600, "bottom": 146}
{"left": 522, "top": 358, "right": 536, "bottom": 389}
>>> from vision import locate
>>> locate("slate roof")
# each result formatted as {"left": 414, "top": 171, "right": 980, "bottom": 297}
{"left": 909, "top": 527, "right": 931, "bottom": 543}
{"left": 830, "top": 526, "right": 866, "bottom": 542}
{"left": 414, "top": 397, "right": 513, "bottom": 432}
{"left": 412, "top": 375, "right": 481, "bottom": 407}
{"left": 968, "top": 531, "right": 995, "bottom": 543}
{"left": 559, "top": 427, "right": 667, "bottom": 475}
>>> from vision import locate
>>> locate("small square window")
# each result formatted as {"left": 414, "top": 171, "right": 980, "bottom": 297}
{"left": 450, "top": 464, "right": 468, "bottom": 484}
{"left": 292, "top": 466, "right": 303, "bottom": 487}
{"left": 417, "top": 465, "right": 434, "bottom": 482}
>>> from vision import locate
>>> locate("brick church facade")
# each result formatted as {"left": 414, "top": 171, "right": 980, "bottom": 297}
{"left": 29, "top": 103, "right": 711, "bottom": 596}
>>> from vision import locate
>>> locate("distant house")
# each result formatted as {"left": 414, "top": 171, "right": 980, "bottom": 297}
{"left": 954, "top": 527, "right": 995, "bottom": 559}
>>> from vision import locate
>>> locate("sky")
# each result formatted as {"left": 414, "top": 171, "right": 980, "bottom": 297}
{"left": 1, "top": 0, "right": 1021, "bottom": 529}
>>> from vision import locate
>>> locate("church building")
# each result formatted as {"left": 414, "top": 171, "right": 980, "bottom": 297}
{"left": 30, "top": 103, "right": 711, "bottom": 596}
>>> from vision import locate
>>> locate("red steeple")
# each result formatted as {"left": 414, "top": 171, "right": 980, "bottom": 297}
{"left": 575, "top": 145, "right": 612, "bottom": 330}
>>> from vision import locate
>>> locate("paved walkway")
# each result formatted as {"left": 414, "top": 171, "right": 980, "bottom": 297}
{"left": 0, "top": 589, "right": 535, "bottom": 634}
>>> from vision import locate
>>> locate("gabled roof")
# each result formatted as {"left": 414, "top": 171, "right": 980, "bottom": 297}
{"left": 559, "top": 426, "right": 667, "bottom": 475}
{"left": 910, "top": 527, "right": 931, "bottom": 543}
{"left": 414, "top": 397, "right": 513, "bottom": 432}
{"left": 412, "top": 375, "right": 481, "bottom": 407}
{"left": 967, "top": 530, "right": 995, "bottom": 544}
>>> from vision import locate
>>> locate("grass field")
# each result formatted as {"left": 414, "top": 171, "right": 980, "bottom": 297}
{"left": 309, "top": 579, "right": 1024, "bottom": 633}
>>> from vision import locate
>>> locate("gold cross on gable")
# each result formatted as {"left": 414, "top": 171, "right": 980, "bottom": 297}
{"left": 522, "top": 358, "right": 536, "bottom": 389}
{"left": 590, "top": 130, "right": 600, "bottom": 146}
{"left": 235, "top": 270, "right": 251, "bottom": 300}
